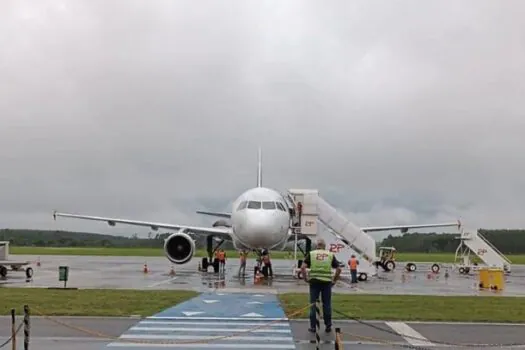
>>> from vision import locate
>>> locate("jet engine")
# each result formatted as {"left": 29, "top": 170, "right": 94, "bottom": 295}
{"left": 163, "top": 231, "right": 195, "bottom": 264}
{"left": 212, "top": 220, "right": 231, "bottom": 228}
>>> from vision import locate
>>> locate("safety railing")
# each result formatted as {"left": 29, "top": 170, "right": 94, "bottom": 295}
{"left": 4, "top": 301, "right": 525, "bottom": 349}
{"left": 1, "top": 305, "right": 29, "bottom": 350}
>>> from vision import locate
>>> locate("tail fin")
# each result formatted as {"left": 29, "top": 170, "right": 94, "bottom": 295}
{"left": 257, "top": 147, "right": 262, "bottom": 187}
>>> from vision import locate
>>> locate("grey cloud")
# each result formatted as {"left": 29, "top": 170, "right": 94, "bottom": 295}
{"left": 1, "top": 0, "right": 524, "bottom": 236}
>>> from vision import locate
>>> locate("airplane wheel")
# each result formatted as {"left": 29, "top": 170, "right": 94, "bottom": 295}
{"left": 201, "top": 258, "right": 209, "bottom": 271}
{"left": 358, "top": 273, "right": 367, "bottom": 282}
{"left": 431, "top": 264, "right": 440, "bottom": 273}
{"left": 25, "top": 267, "right": 33, "bottom": 279}
{"left": 459, "top": 267, "right": 465, "bottom": 274}
{"left": 0, "top": 266, "right": 7, "bottom": 278}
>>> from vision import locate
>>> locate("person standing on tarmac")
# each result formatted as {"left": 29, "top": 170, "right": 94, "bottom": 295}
{"left": 301, "top": 238, "right": 342, "bottom": 334}
{"left": 218, "top": 249, "right": 226, "bottom": 274}
{"left": 238, "top": 250, "right": 247, "bottom": 277}
{"left": 348, "top": 254, "right": 359, "bottom": 284}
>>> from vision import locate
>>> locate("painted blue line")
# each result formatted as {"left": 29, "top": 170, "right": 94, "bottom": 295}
{"left": 107, "top": 292, "right": 296, "bottom": 349}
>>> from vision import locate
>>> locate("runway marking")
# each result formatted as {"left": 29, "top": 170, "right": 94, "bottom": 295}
{"left": 182, "top": 311, "right": 205, "bottom": 316}
{"left": 108, "top": 343, "right": 296, "bottom": 348}
{"left": 147, "top": 277, "right": 177, "bottom": 288}
{"left": 140, "top": 321, "right": 289, "bottom": 327}
{"left": 130, "top": 326, "right": 292, "bottom": 333}
{"left": 386, "top": 321, "right": 435, "bottom": 346}
{"left": 119, "top": 334, "right": 293, "bottom": 341}
{"left": 147, "top": 316, "right": 288, "bottom": 321}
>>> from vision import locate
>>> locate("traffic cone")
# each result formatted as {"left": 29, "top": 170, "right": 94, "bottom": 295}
{"left": 169, "top": 266, "right": 176, "bottom": 276}
{"left": 36, "top": 257, "right": 41, "bottom": 267}
{"left": 143, "top": 263, "right": 148, "bottom": 274}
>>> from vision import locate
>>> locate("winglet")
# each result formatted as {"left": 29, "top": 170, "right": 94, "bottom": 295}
{"left": 257, "top": 146, "right": 262, "bottom": 187}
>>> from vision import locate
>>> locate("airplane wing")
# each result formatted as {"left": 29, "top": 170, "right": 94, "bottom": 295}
{"left": 196, "top": 210, "right": 232, "bottom": 219}
{"left": 361, "top": 220, "right": 461, "bottom": 233}
{"left": 52, "top": 211, "right": 233, "bottom": 240}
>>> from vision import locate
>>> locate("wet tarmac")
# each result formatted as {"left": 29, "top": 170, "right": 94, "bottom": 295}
{"left": 2, "top": 255, "right": 525, "bottom": 297}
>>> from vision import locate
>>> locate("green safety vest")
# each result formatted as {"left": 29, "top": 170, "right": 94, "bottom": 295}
{"left": 309, "top": 249, "right": 333, "bottom": 282}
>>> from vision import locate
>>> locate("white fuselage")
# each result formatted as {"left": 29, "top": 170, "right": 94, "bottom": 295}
{"left": 229, "top": 187, "right": 291, "bottom": 250}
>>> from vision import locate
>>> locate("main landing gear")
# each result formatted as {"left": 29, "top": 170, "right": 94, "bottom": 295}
{"left": 200, "top": 235, "right": 224, "bottom": 274}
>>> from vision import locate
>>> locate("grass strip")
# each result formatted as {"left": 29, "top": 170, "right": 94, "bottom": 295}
{"left": 0, "top": 288, "right": 198, "bottom": 317}
{"left": 279, "top": 293, "right": 525, "bottom": 323}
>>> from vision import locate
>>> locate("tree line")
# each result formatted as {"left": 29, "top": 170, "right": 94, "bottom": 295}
{"left": 1, "top": 228, "right": 525, "bottom": 254}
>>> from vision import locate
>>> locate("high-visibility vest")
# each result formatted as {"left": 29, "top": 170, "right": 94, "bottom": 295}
{"left": 262, "top": 255, "right": 270, "bottom": 264}
{"left": 349, "top": 258, "right": 358, "bottom": 270}
{"left": 218, "top": 252, "right": 225, "bottom": 260}
{"left": 240, "top": 253, "right": 246, "bottom": 262}
{"left": 309, "top": 249, "right": 333, "bottom": 282}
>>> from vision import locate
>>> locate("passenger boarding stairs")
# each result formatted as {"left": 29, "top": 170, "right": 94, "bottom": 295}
{"left": 287, "top": 189, "right": 378, "bottom": 280}
{"left": 455, "top": 230, "right": 512, "bottom": 273}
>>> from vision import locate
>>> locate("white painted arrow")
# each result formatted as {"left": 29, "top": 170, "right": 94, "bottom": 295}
{"left": 247, "top": 301, "right": 263, "bottom": 305}
{"left": 203, "top": 300, "right": 219, "bottom": 304}
{"left": 182, "top": 311, "right": 205, "bottom": 316}
{"left": 241, "top": 312, "right": 263, "bottom": 317}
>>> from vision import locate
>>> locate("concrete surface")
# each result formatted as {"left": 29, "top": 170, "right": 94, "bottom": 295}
{"left": 1, "top": 317, "right": 524, "bottom": 349}
{"left": 2, "top": 255, "right": 525, "bottom": 297}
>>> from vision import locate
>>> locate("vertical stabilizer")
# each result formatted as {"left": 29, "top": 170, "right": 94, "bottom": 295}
{"left": 257, "top": 147, "right": 262, "bottom": 187}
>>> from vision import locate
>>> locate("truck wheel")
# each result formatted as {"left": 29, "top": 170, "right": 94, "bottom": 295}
{"left": 405, "top": 263, "right": 416, "bottom": 272}
{"left": 25, "top": 267, "right": 33, "bottom": 279}
{"left": 385, "top": 260, "right": 395, "bottom": 272}
{"left": 431, "top": 264, "right": 440, "bottom": 273}
{"left": 358, "top": 273, "right": 367, "bottom": 282}
{"left": 0, "top": 266, "right": 7, "bottom": 278}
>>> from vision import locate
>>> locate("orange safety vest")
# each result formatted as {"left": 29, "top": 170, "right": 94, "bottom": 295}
{"left": 262, "top": 255, "right": 270, "bottom": 264}
{"left": 240, "top": 253, "right": 246, "bottom": 262}
{"left": 218, "top": 251, "right": 225, "bottom": 260}
{"left": 349, "top": 258, "right": 358, "bottom": 270}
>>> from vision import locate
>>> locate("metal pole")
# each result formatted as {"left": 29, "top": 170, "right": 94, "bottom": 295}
{"left": 315, "top": 299, "right": 321, "bottom": 350}
{"left": 23, "top": 305, "right": 29, "bottom": 350}
{"left": 11, "top": 308, "right": 15, "bottom": 350}
{"left": 335, "top": 327, "right": 342, "bottom": 349}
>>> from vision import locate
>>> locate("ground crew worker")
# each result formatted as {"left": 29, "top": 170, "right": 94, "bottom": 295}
{"left": 262, "top": 252, "right": 273, "bottom": 278}
{"left": 238, "top": 250, "right": 247, "bottom": 277}
{"left": 348, "top": 254, "right": 359, "bottom": 284}
{"left": 218, "top": 249, "right": 226, "bottom": 273}
{"left": 301, "top": 239, "right": 342, "bottom": 334}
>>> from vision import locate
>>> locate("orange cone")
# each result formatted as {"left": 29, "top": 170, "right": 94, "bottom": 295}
{"left": 36, "top": 257, "right": 41, "bottom": 267}
{"left": 169, "top": 266, "right": 176, "bottom": 276}
{"left": 143, "top": 263, "right": 148, "bottom": 273}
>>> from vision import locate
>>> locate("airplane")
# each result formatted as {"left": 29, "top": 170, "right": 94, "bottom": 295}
{"left": 52, "top": 148, "right": 461, "bottom": 274}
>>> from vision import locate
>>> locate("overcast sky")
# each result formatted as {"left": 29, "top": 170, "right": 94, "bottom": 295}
{"left": 1, "top": 0, "right": 524, "bottom": 239}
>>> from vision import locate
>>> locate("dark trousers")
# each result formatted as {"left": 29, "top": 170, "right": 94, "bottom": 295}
{"left": 350, "top": 269, "right": 358, "bottom": 283}
{"left": 309, "top": 282, "right": 332, "bottom": 329}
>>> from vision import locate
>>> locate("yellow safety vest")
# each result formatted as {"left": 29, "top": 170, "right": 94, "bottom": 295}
{"left": 309, "top": 249, "right": 333, "bottom": 282}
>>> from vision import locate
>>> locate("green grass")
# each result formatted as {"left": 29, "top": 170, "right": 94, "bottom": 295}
{"left": 9, "top": 246, "right": 525, "bottom": 264}
{"left": 0, "top": 288, "right": 198, "bottom": 317}
{"left": 279, "top": 293, "right": 525, "bottom": 323}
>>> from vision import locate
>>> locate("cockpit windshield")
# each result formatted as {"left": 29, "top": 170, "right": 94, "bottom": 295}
{"left": 262, "top": 201, "right": 276, "bottom": 210}
{"left": 247, "top": 201, "right": 262, "bottom": 209}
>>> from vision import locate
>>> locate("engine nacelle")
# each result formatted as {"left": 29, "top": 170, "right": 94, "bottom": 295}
{"left": 213, "top": 220, "right": 231, "bottom": 228}
{"left": 164, "top": 231, "right": 195, "bottom": 264}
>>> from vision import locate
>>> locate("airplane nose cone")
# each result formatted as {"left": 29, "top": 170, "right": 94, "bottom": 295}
{"left": 244, "top": 216, "right": 281, "bottom": 247}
